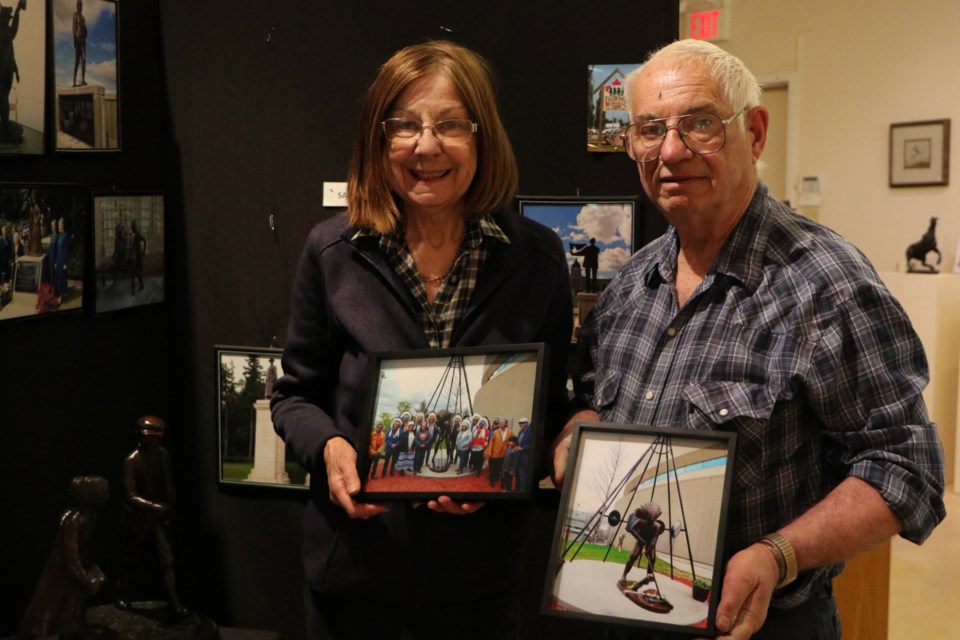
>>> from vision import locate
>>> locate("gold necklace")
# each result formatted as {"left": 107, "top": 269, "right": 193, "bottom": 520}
{"left": 417, "top": 227, "right": 467, "bottom": 285}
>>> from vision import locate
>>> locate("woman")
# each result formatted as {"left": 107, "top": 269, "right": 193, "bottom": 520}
{"left": 271, "top": 40, "right": 571, "bottom": 640}
{"left": 455, "top": 418, "right": 473, "bottom": 474}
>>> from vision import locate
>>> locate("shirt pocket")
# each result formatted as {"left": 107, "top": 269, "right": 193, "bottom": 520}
{"left": 682, "top": 380, "right": 776, "bottom": 489}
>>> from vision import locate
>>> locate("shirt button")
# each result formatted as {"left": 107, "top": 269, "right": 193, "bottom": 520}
{"left": 718, "top": 408, "right": 729, "bottom": 417}
{"left": 666, "top": 327, "right": 677, "bottom": 337}
{"left": 449, "top": 275, "right": 459, "bottom": 284}
{"left": 645, "top": 391, "right": 655, "bottom": 400}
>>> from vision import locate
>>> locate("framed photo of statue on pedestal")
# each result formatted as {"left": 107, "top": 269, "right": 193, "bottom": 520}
{"left": 356, "top": 343, "right": 548, "bottom": 501}
{"left": 215, "top": 345, "right": 308, "bottom": 490}
{"left": 517, "top": 195, "right": 638, "bottom": 342}
{"left": 0, "top": 0, "right": 47, "bottom": 155}
{"left": 543, "top": 422, "right": 737, "bottom": 637}
{"left": 53, "top": 0, "right": 120, "bottom": 151}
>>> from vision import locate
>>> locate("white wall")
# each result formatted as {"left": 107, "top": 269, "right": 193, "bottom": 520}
{"left": 720, "top": 0, "right": 960, "bottom": 273}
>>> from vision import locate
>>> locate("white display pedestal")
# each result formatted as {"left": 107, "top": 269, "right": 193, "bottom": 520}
{"left": 879, "top": 272, "right": 960, "bottom": 487}
{"left": 245, "top": 399, "right": 290, "bottom": 485}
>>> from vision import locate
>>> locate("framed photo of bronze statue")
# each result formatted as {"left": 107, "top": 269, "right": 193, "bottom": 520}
{"left": 0, "top": 184, "right": 88, "bottom": 323}
{"left": 53, "top": 0, "right": 120, "bottom": 151}
{"left": 357, "top": 343, "right": 548, "bottom": 501}
{"left": 0, "top": 0, "right": 47, "bottom": 155}
{"left": 215, "top": 345, "right": 308, "bottom": 490}
{"left": 542, "top": 422, "right": 737, "bottom": 637}
{"left": 517, "top": 196, "right": 638, "bottom": 342}
{"left": 889, "top": 119, "right": 950, "bottom": 187}
{"left": 93, "top": 193, "right": 164, "bottom": 314}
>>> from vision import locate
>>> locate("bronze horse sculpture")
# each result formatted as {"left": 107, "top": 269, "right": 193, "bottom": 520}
{"left": 906, "top": 216, "right": 941, "bottom": 273}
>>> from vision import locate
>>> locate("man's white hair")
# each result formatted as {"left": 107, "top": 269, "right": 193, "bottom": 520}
{"left": 624, "top": 39, "right": 763, "bottom": 125}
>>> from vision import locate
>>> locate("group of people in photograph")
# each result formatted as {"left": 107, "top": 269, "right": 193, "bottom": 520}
{"left": 365, "top": 410, "right": 531, "bottom": 492}
{"left": 0, "top": 200, "right": 71, "bottom": 308}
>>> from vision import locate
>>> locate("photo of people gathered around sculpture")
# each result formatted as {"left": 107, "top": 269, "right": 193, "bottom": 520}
{"left": 361, "top": 347, "right": 542, "bottom": 499}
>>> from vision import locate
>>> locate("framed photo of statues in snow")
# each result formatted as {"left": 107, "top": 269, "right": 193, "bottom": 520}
{"left": 356, "top": 343, "right": 548, "bottom": 501}
{"left": 215, "top": 345, "right": 308, "bottom": 490}
{"left": 542, "top": 422, "right": 737, "bottom": 637}
{"left": 93, "top": 193, "right": 164, "bottom": 314}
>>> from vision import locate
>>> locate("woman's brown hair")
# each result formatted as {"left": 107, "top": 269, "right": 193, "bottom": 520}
{"left": 346, "top": 41, "right": 518, "bottom": 234}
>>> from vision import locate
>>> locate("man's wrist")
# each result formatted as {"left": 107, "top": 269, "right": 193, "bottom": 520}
{"left": 758, "top": 533, "right": 798, "bottom": 589}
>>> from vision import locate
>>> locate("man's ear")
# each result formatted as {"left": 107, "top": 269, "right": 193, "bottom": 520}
{"left": 746, "top": 105, "right": 770, "bottom": 163}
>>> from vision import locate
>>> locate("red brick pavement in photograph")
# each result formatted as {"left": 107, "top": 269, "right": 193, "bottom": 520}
{"left": 365, "top": 465, "right": 516, "bottom": 495}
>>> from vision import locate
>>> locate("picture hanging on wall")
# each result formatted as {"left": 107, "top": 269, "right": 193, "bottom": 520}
{"left": 93, "top": 193, "right": 164, "bottom": 314}
{"left": 357, "top": 343, "right": 548, "bottom": 501}
{"left": 518, "top": 195, "right": 637, "bottom": 342}
{"left": 543, "top": 422, "right": 737, "bottom": 637}
{"left": 889, "top": 119, "right": 950, "bottom": 187}
{"left": 588, "top": 63, "right": 642, "bottom": 152}
{"left": 52, "top": 0, "right": 120, "bottom": 151}
{"left": 215, "top": 345, "right": 309, "bottom": 491}
{"left": 0, "top": 184, "right": 88, "bottom": 322}
{"left": 0, "top": 0, "right": 46, "bottom": 155}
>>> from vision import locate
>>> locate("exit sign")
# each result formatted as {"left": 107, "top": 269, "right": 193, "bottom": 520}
{"left": 690, "top": 10, "right": 721, "bottom": 40}
{"left": 680, "top": 0, "right": 730, "bottom": 42}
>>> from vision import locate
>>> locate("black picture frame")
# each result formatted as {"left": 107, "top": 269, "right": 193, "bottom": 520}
{"left": 92, "top": 192, "right": 164, "bottom": 314}
{"left": 0, "top": 183, "right": 88, "bottom": 322}
{"left": 53, "top": 0, "right": 121, "bottom": 152}
{"left": 889, "top": 119, "right": 950, "bottom": 187}
{"left": 542, "top": 422, "right": 737, "bottom": 637}
{"left": 517, "top": 195, "right": 638, "bottom": 342}
{"left": 215, "top": 344, "right": 308, "bottom": 491}
{"left": 357, "top": 343, "right": 548, "bottom": 501}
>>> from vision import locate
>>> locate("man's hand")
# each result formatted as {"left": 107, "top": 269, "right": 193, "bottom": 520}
{"left": 711, "top": 542, "right": 781, "bottom": 639}
{"left": 323, "top": 436, "right": 388, "bottom": 519}
{"left": 550, "top": 409, "right": 599, "bottom": 488}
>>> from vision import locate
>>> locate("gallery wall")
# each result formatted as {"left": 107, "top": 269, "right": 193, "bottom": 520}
{"left": 722, "top": 0, "right": 960, "bottom": 273}
{"left": 1, "top": 0, "right": 176, "bottom": 636}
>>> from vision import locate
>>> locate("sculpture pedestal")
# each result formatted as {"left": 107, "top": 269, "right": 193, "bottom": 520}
{"left": 245, "top": 399, "right": 290, "bottom": 485}
{"left": 879, "top": 272, "right": 960, "bottom": 486}
{"left": 7, "top": 602, "right": 222, "bottom": 640}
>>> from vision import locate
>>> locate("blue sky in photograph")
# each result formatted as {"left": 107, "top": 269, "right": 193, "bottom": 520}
{"left": 52, "top": 0, "right": 117, "bottom": 91}
{"left": 522, "top": 202, "right": 634, "bottom": 279}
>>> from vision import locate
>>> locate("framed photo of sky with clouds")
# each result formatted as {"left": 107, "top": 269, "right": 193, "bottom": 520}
{"left": 518, "top": 196, "right": 637, "bottom": 341}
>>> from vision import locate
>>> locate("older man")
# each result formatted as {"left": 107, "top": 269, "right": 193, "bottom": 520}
{"left": 552, "top": 39, "right": 944, "bottom": 640}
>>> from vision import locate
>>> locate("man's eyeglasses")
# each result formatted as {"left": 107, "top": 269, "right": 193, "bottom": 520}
{"left": 619, "top": 110, "right": 746, "bottom": 163}
{"left": 381, "top": 118, "right": 478, "bottom": 143}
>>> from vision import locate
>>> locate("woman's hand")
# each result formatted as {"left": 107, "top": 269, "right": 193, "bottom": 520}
{"left": 425, "top": 496, "right": 485, "bottom": 515}
{"left": 323, "top": 436, "right": 388, "bottom": 519}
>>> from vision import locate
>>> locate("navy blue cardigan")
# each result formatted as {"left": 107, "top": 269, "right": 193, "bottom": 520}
{"left": 271, "top": 208, "right": 572, "bottom": 600}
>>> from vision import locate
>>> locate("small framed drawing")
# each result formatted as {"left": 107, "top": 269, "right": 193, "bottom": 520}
{"left": 889, "top": 119, "right": 950, "bottom": 187}
{"left": 542, "top": 422, "right": 737, "bottom": 637}
{"left": 518, "top": 196, "right": 637, "bottom": 341}
{"left": 357, "top": 343, "right": 548, "bottom": 501}
{"left": 93, "top": 193, "right": 164, "bottom": 313}
{"left": 215, "top": 345, "right": 308, "bottom": 490}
